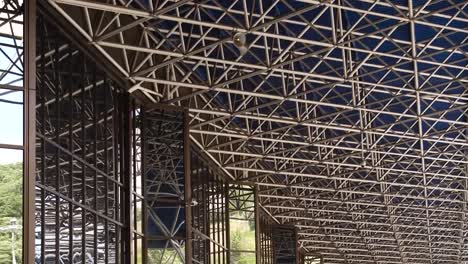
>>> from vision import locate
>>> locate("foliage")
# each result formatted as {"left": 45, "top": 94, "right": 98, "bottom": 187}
{"left": 0, "top": 163, "right": 22, "bottom": 218}
{"left": 230, "top": 219, "right": 256, "bottom": 264}
{"left": 0, "top": 162, "right": 23, "bottom": 264}
{"left": 148, "top": 247, "right": 184, "bottom": 264}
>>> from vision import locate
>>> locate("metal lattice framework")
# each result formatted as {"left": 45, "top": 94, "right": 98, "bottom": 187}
{"left": 0, "top": 1, "right": 24, "bottom": 262}
{"left": 43, "top": 0, "right": 467, "bottom": 263}
{"left": 0, "top": 0, "right": 23, "bottom": 91}
{"left": 228, "top": 184, "right": 257, "bottom": 262}
{"left": 142, "top": 107, "right": 187, "bottom": 263}
{"left": 191, "top": 151, "right": 230, "bottom": 264}
{"left": 35, "top": 11, "right": 129, "bottom": 263}
{"left": 271, "top": 225, "right": 297, "bottom": 264}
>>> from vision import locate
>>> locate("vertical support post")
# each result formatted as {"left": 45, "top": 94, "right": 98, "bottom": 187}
{"left": 225, "top": 181, "right": 230, "bottom": 264}
{"left": 123, "top": 94, "right": 132, "bottom": 264}
{"left": 295, "top": 228, "right": 300, "bottom": 264}
{"left": 255, "top": 185, "right": 261, "bottom": 264}
{"left": 24, "top": 1, "right": 36, "bottom": 263}
{"left": 184, "top": 110, "right": 193, "bottom": 263}
{"left": 141, "top": 107, "right": 148, "bottom": 264}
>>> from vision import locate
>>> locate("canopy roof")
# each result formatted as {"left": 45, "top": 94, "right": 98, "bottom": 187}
{"left": 48, "top": 0, "right": 468, "bottom": 262}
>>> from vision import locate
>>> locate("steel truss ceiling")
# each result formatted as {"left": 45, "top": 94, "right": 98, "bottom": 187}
{"left": 46, "top": 0, "right": 467, "bottom": 263}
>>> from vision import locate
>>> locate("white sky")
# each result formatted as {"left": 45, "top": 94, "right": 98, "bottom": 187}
{"left": 0, "top": 90, "right": 23, "bottom": 164}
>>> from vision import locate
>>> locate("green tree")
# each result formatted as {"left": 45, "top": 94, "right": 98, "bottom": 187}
{"left": 0, "top": 163, "right": 23, "bottom": 217}
{"left": 0, "top": 162, "right": 23, "bottom": 264}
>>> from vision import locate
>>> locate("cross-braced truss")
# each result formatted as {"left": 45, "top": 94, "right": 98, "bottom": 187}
{"left": 0, "top": 0, "right": 23, "bottom": 89}
{"left": 35, "top": 11, "right": 128, "bottom": 263}
{"left": 191, "top": 152, "right": 230, "bottom": 264}
{"left": 142, "top": 108, "right": 187, "bottom": 263}
{"left": 45, "top": 0, "right": 467, "bottom": 263}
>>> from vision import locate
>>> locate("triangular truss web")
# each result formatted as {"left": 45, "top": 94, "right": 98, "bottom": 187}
{"left": 0, "top": 0, "right": 23, "bottom": 88}
{"left": 142, "top": 108, "right": 187, "bottom": 263}
{"left": 0, "top": 0, "right": 23, "bottom": 147}
{"left": 47, "top": 0, "right": 468, "bottom": 262}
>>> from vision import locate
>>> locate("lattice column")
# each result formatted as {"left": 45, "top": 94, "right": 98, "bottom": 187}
{"left": 141, "top": 106, "right": 188, "bottom": 263}
{"left": 35, "top": 9, "right": 128, "bottom": 263}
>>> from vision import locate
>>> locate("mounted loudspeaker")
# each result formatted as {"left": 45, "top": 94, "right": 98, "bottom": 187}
{"left": 233, "top": 32, "right": 248, "bottom": 55}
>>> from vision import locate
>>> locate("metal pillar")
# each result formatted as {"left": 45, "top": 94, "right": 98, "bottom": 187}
{"left": 184, "top": 110, "right": 192, "bottom": 264}
{"left": 24, "top": 0, "right": 37, "bottom": 263}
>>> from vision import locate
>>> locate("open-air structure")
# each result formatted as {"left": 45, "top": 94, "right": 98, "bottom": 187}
{"left": 0, "top": 0, "right": 467, "bottom": 263}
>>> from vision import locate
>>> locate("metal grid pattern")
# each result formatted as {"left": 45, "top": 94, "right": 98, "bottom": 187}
{"left": 259, "top": 209, "right": 276, "bottom": 264}
{"left": 0, "top": 0, "right": 24, "bottom": 158}
{"left": 259, "top": 210, "right": 299, "bottom": 264}
{"left": 0, "top": 0, "right": 23, "bottom": 92}
{"left": 35, "top": 12, "right": 129, "bottom": 263}
{"left": 301, "top": 255, "right": 324, "bottom": 264}
{"left": 228, "top": 184, "right": 257, "bottom": 263}
{"left": 129, "top": 102, "right": 145, "bottom": 264}
{"left": 0, "top": 2, "right": 25, "bottom": 264}
{"left": 141, "top": 107, "right": 187, "bottom": 263}
{"left": 191, "top": 152, "right": 230, "bottom": 264}
{"left": 271, "top": 225, "right": 298, "bottom": 264}
{"left": 45, "top": 0, "right": 468, "bottom": 263}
